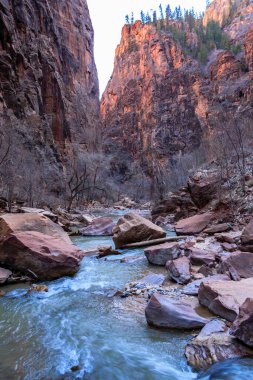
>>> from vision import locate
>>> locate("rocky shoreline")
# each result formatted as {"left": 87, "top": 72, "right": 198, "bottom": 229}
{"left": 1, "top": 188, "right": 253, "bottom": 371}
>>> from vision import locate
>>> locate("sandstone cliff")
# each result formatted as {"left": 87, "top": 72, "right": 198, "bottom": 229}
{"left": 0, "top": 0, "right": 100, "bottom": 205}
{"left": 101, "top": 0, "right": 253, "bottom": 201}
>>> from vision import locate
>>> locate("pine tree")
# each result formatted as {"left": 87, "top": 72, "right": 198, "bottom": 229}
{"left": 178, "top": 5, "right": 183, "bottom": 20}
{"left": 165, "top": 4, "right": 172, "bottom": 20}
{"left": 145, "top": 12, "right": 151, "bottom": 24}
{"left": 131, "top": 12, "right": 134, "bottom": 24}
{"left": 140, "top": 10, "right": 145, "bottom": 24}
{"left": 159, "top": 4, "right": 164, "bottom": 19}
{"left": 152, "top": 10, "right": 157, "bottom": 25}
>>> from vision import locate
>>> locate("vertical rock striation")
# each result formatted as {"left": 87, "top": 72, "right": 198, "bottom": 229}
{"left": 0, "top": 0, "right": 100, "bottom": 203}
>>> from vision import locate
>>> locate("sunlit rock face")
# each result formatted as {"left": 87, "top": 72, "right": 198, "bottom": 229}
{"left": 0, "top": 0, "right": 100, "bottom": 203}
{"left": 101, "top": 2, "right": 253, "bottom": 199}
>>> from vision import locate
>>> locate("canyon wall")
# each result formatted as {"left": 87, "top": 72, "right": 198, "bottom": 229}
{"left": 101, "top": 0, "right": 253, "bottom": 200}
{"left": 0, "top": 0, "right": 100, "bottom": 205}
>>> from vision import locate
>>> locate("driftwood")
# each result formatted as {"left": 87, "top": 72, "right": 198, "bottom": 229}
{"left": 120, "top": 236, "right": 188, "bottom": 249}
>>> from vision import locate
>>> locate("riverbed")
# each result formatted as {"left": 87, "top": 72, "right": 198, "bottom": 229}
{"left": 1, "top": 211, "right": 253, "bottom": 379}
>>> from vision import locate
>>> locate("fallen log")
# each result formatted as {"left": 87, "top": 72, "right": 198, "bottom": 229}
{"left": 120, "top": 236, "right": 188, "bottom": 249}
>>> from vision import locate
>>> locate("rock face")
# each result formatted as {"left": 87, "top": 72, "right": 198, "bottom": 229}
{"left": 144, "top": 242, "right": 180, "bottom": 266}
{"left": 0, "top": 0, "right": 100, "bottom": 204}
{"left": 145, "top": 293, "right": 208, "bottom": 329}
{"left": 0, "top": 231, "right": 82, "bottom": 280}
{"left": 185, "top": 318, "right": 253, "bottom": 370}
{"left": 230, "top": 298, "right": 253, "bottom": 347}
{"left": 112, "top": 212, "right": 166, "bottom": 249}
{"left": 101, "top": 1, "right": 253, "bottom": 199}
{"left": 198, "top": 278, "right": 253, "bottom": 321}
{"left": 0, "top": 213, "right": 71, "bottom": 244}
{"left": 80, "top": 217, "right": 115, "bottom": 236}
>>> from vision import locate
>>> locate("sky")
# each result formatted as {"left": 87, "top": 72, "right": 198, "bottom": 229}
{"left": 88, "top": 1, "right": 207, "bottom": 96}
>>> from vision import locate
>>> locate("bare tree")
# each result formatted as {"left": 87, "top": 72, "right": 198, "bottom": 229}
{"left": 67, "top": 162, "right": 90, "bottom": 212}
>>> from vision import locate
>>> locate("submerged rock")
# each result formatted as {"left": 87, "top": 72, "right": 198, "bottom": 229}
{"left": 137, "top": 273, "right": 165, "bottom": 286}
{"left": 27, "top": 284, "right": 49, "bottom": 294}
{"left": 97, "top": 245, "right": 121, "bottom": 258}
{"left": 185, "top": 319, "right": 253, "bottom": 370}
{"left": 144, "top": 242, "right": 181, "bottom": 266}
{"left": 145, "top": 293, "right": 208, "bottom": 329}
{"left": 113, "top": 213, "right": 166, "bottom": 249}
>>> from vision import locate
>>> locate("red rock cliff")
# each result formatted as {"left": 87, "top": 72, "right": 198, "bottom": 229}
{"left": 0, "top": 0, "right": 100, "bottom": 203}
{"left": 101, "top": 4, "right": 253, "bottom": 200}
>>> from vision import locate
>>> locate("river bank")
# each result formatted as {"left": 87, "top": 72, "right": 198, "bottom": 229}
{"left": 0, "top": 209, "right": 253, "bottom": 379}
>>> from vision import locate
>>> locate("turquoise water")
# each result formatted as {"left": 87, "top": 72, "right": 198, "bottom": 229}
{"left": 0, "top": 213, "right": 253, "bottom": 379}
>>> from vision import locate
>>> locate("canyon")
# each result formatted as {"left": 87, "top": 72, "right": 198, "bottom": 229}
{"left": 1, "top": 1, "right": 253, "bottom": 379}
{"left": 0, "top": 0, "right": 253, "bottom": 207}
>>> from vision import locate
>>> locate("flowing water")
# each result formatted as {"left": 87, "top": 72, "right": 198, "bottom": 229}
{"left": 0, "top": 211, "right": 253, "bottom": 380}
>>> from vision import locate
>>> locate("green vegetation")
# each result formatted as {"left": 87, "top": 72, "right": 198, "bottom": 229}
{"left": 125, "top": 2, "right": 242, "bottom": 64}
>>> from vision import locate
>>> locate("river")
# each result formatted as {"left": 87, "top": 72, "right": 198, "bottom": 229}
{"left": 0, "top": 211, "right": 253, "bottom": 379}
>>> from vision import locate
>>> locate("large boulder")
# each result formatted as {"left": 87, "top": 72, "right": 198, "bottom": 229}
{"left": 0, "top": 231, "right": 83, "bottom": 280}
{"left": 188, "top": 171, "right": 219, "bottom": 208}
{"left": 144, "top": 242, "right": 180, "bottom": 266}
{"left": 230, "top": 298, "right": 253, "bottom": 347}
{"left": 145, "top": 293, "right": 209, "bottom": 329}
{"left": 175, "top": 213, "right": 214, "bottom": 235}
{"left": 166, "top": 256, "right": 191, "bottom": 284}
{"left": 80, "top": 217, "right": 115, "bottom": 236}
{"left": 0, "top": 213, "right": 71, "bottom": 244}
{"left": 113, "top": 213, "right": 166, "bottom": 249}
{"left": 185, "top": 319, "right": 253, "bottom": 370}
{"left": 198, "top": 278, "right": 253, "bottom": 322}
{"left": 218, "top": 251, "right": 253, "bottom": 279}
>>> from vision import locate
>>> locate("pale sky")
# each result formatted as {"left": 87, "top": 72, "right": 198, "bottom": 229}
{"left": 88, "top": 1, "right": 207, "bottom": 96}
